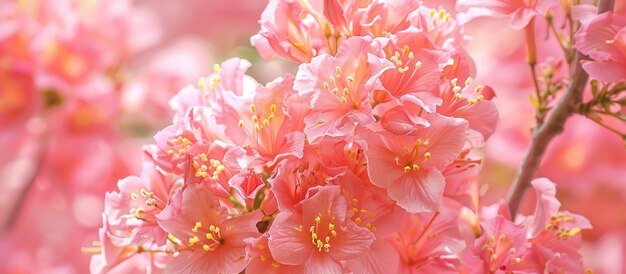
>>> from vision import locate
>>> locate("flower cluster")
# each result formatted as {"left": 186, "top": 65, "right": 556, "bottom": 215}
{"left": 87, "top": 0, "right": 594, "bottom": 273}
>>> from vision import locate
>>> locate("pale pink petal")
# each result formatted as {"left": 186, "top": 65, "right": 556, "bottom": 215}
{"left": 572, "top": 4, "right": 598, "bottom": 23}
{"left": 164, "top": 251, "right": 220, "bottom": 274}
{"left": 328, "top": 221, "right": 375, "bottom": 261}
{"left": 346, "top": 240, "right": 399, "bottom": 274}
{"left": 324, "top": 0, "right": 349, "bottom": 33}
{"left": 527, "top": 178, "right": 561, "bottom": 236}
{"left": 509, "top": 7, "right": 537, "bottom": 29}
{"left": 581, "top": 60, "right": 626, "bottom": 83}
{"left": 456, "top": 0, "right": 523, "bottom": 24}
{"left": 443, "top": 50, "right": 477, "bottom": 81}
{"left": 251, "top": 33, "right": 277, "bottom": 61}
{"left": 387, "top": 169, "right": 445, "bottom": 212}
{"left": 218, "top": 57, "right": 255, "bottom": 96}
{"left": 302, "top": 186, "right": 347, "bottom": 223}
{"left": 380, "top": 106, "right": 430, "bottom": 135}
{"left": 419, "top": 114, "right": 469, "bottom": 169}
{"left": 575, "top": 13, "right": 626, "bottom": 61}
{"left": 452, "top": 100, "right": 499, "bottom": 140}
{"left": 362, "top": 133, "right": 406, "bottom": 189}
{"left": 304, "top": 254, "right": 343, "bottom": 274}
{"left": 268, "top": 212, "right": 311, "bottom": 265}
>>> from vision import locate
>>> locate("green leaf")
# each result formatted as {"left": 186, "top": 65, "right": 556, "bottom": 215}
{"left": 530, "top": 95, "right": 540, "bottom": 109}
{"left": 253, "top": 190, "right": 265, "bottom": 210}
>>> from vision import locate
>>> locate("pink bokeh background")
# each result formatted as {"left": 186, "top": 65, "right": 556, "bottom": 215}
{"left": 1, "top": 0, "right": 625, "bottom": 273}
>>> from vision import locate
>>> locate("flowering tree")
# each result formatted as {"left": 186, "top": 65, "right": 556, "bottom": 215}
{"left": 72, "top": 0, "right": 624, "bottom": 273}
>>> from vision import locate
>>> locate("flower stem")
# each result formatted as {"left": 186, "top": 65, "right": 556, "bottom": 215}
{"left": 525, "top": 19, "right": 546, "bottom": 125}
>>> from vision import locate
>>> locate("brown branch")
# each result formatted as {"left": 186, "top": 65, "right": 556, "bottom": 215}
{"left": 506, "top": 0, "right": 615, "bottom": 217}
{"left": 0, "top": 146, "right": 45, "bottom": 234}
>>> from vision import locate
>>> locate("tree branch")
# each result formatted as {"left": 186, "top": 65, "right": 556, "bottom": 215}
{"left": 506, "top": 0, "right": 615, "bottom": 217}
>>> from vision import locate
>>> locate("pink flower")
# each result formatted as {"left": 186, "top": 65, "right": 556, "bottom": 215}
{"left": 524, "top": 178, "right": 592, "bottom": 273}
{"left": 169, "top": 58, "right": 258, "bottom": 121}
{"left": 229, "top": 171, "right": 278, "bottom": 215}
{"left": 349, "top": 0, "right": 421, "bottom": 37}
{"left": 183, "top": 142, "right": 247, "bottom": 199}
{"left": 270, "top": 164, "right": 327, "bottom": 212}
{"left": 87, "top": 215, "right": 171, "bottom": 274}
{"left": 104, "top": 177, "right": 167, "bottom": 247}
{"left": 245, "top": 233, "right": 305, "bottom": 273}
{"left": 156, "top": 183, "right": 262, "bottom": 273}
{"left": 251, "top": 0, "right": 325, "bottom": 63}
{"left": 374, "top": 28, "right": 447, "bottom": 104}
{"left": 408, "top": 6, "right": 466, "bottom": 50}
{"left": 294, "top": 36, "right": 393, "bottom": 143}
{"left": 317, "top": 139, "right": 369, "bottom": 179}
{"left": 434, "top": 81, "right": 499, "bottom": 143}
{"left": 229, "top": 171, "right": 265, "bottom": 201}
{"left": 269, "top": 147, "right": 345, "bottom": 211}
{"left": 391, "top": 208, "right": 465, "bottom": 273}
{"left": 457, "top": 0, "right": 557, "bottom": 29}
{"left": 376, "top": 97, "right": 438, "bottom": 135}
{"left": 463, "top": 215, "right": 530, "bottom": 273}
{"left": 362, "top": 113, "right": 468, "bottom": 213}
{"left": 268, "top": 186, "right": 375, "bottom": 273}
{"left": 151, "top": 120, "right": 205, "bottom": 175}
{"left": 463, "top": 179, "right": 593, "bottom": 273}
{"left": 218, "top": 74, "right": 307, "bottom": 168}
{"left": 335, "top": 170, "right": 404, "bottom": 273}
{"left": 575, "top": 12, "right": 626, "bottom": 83}
{"left": 103, "top": 157, "right": 181, "bottom": 247}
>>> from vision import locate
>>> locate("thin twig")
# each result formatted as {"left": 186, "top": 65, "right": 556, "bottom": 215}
{"left": 0, "top": 145, "right": 46, "bottom": 233}
{"left": 525, "top": 19, "right": 546, "bottom": 125}
{"left": 506, "top": 0, "right": 615, "bottom": 217}
{"left": 589, "top": 118, "right": 626, "bottom": 138}
{"left": 547, "top": 18, "right": 573, "bottom": 63}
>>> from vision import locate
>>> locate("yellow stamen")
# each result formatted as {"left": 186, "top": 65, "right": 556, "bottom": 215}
{"left": 197, "top": 77, "right": 206, "bottom": 89}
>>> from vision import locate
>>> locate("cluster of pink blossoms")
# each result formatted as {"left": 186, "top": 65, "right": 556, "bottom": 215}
{"left": 88, "top": 0, "right": 593, "bottom": 273}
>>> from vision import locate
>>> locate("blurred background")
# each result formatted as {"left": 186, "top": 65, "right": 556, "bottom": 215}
{"left": 0, "top": 0, "right": 624, "bottom": 273}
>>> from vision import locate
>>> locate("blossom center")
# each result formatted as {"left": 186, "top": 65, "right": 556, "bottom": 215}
{"left": 394, "top": 139, "right": 431, "bottom": 173}
{"left": 309, "top": 215, "right": 337, "bottom": 252}
{"left": 350, "top": 198, "right": 378, "bottom": 233}
{"left": 481, "top": 234, "right": 521, "bottom": 272}
{"left": 448, "top": 77, "right": 485, "bottom": 104}
{"left": 128, "top": 188, "right": 163, "bottom": 221}
{"left": 427, "top": 8, "right": 452, "bottom": 33}
{"left": 545, "top": 212, "right": 581, "bottom": 240}
{"left": 167, "top": 135, "right": 195, "bottom": 156}
{"left": 394, "top": 212, "right": 440, "bottom": 266}
{"left": 322, "top": 66, "right": 358, "bottom": 106}
{"left": 198, "top": 63, "right": 223, "bottom": 94}
{"left": 238, "top": 103, "right": 278, "bottom": 137}
{"left": 389, "top": 45, "right": 419, "bottom": 75}
{"left": 192, "top": 153, "right": 226, "bottom": 181}
{"left": 187, "top": 221, "right": 224, "bottom": 251}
